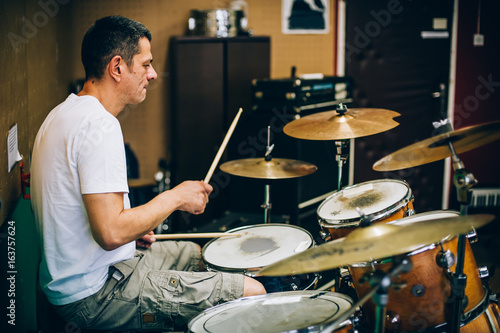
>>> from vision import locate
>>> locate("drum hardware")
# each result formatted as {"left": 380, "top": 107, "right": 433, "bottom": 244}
{"left": 321, "top": 255, "right": 413, "bottom": 333}
{"left": 283, "top": 105, "right": 401, "bottom": 141}
{"left": 203, "top": 224, "right": 319, "bottom": 293}
{"left": 317, "top": 179, "right": 415, "bottom": 241}
{"left": 478, "top": 266, "right": 490, "bottom": 280}
{"left": 260, "top": 215, "right": 494, "bottom": 330}
{"left": 436, "top": 248, "right": 455, "bottom": 269}
{"left": 372, "top": 119, "right": 500, "bottom": 172}
{"left": 188, "top": 290, "right": 359, "bottom": 333}
{"left": 449, "top": 140, "right": 479, "bottom": 333}
{"left": 371, "top": 119, "right": 500, "bottom": 333}
{"left": 348, "top": 211, "right": 489, "bottom": 332}
{"left": 220, "top": 126, "right": 317, "bottom": 223}
{"left": 262, "top": 126, "right": 274, "bottom": 223}
{"left": 283, "top": 104, "right": 400, "bottom": 192}
{"left": 334, "top": 139, "right": 348, "bottom": 191}
{"left": 258, "top": 213, "right": 494, "bottom": 277}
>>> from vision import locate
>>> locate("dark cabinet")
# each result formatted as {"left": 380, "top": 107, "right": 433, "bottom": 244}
{"left": 170, "top": 36, "right": 270, "bottom": 231}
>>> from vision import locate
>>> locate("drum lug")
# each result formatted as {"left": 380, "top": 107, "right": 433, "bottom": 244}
{"left": 437, "top": 249, "right": 455, "bottom": 269}
{"left": 479, "top": 266, "right": 489, "bottom": 280}
{"left": 319, "top": 230, "right": 331, "bottom": 242}
{"left": 405, "top": 208, "right": 416, "bottom": 216}
{"left": 466, "top": 227, "right": 478, "bottom": 244}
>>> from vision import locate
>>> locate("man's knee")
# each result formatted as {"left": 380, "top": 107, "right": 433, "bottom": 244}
{"left": 243, "top": 276, "right": 266, "bottom": 296}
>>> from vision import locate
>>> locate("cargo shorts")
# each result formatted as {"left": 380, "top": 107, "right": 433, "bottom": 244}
{"left": 54, "top": 241, "right": 245, "bottom": 331}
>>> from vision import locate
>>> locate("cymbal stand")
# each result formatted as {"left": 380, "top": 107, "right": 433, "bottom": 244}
{"left": 262, "top": 126, "right": 274, "bottom": 223}
{"left": 321, "top": 255, "right": 413, "bottom": 333}
{"left": 448, "top": 140, "right": 477, "bottom": 333}
{"left": 335, "top": 140, "right": 349, "bottom": 191}
{"left": 334, "top": 104, "right": 350, "bottom": 191}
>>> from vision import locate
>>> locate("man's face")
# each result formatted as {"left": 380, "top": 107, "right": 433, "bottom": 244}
{"left": 122, "top": 37, "right": 157, "bottom": 105}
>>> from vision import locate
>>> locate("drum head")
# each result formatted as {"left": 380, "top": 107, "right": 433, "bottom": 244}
{"left": 389, "top": 210, "right": 461, "bottom": 251}
{"left": 188, "top": 291, "right": 353, "bottom": 333}
{"left": 202, "top": 224, "right": 313, "bottom": 272}
{"left": 389, "top": 210, "right": 460, "bottom": 226}
{"left": 318, "top": 179, "right": 411, "bottom": 225}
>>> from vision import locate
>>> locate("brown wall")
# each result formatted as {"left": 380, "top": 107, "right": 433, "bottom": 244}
{"left": 0, "top": 1, "right": 71, "bottom": 225}
{"left": 0, "top": 0, "right": 336, "bottom": 225}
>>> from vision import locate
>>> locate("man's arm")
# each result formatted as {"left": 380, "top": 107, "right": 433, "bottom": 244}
{"left": 83, "top": 180, "right": 213, "bottom": 251}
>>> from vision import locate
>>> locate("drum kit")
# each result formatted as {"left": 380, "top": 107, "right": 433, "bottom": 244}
{"left": 188, "top": 104, "right": 500, "bottom": 333}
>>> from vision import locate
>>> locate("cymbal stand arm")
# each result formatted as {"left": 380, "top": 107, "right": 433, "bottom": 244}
{"left": 448, "top": 141, "right": 477, "bottom": 333}
{"left": 262, "top": 184, "right": 272, "bottom": 224}
{"left": 321, "top": 255, "right": 413, "bottom": 333}
{"left": 335, "top": 140, "right": 348, "bottom": 191}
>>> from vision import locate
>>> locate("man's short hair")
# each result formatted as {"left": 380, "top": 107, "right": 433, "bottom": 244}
{"left": 81, "top": 16, "right": 152, "bottom": 80}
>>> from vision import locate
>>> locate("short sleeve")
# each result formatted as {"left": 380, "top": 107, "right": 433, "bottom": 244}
{"left": 77, "top": 116, "right": 129, "bottom": 194}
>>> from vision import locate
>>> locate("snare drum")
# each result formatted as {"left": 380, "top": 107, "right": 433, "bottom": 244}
{"left": 202, "top": 224, "right": 318, "bottom": 292}
{"left": 188, "top": 291, "right": 356, "bottom": 333}
{"left": 318, "top": 179, "right": 414, "bottom": 240}
{"left": 349, "top": 211, "right": 486, "bottom": 332}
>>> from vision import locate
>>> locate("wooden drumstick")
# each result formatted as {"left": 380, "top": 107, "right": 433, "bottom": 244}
{"left": 204, "top": 108, "right": 243, "bottom": 184}
{"left": 154, "top": 232, "right": 243, "bottom": 240}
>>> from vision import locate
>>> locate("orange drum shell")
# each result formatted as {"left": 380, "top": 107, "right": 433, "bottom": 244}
{"left": 460, "top": 302, "right": 500, "bottom": 332}
{"left": 349, "top": 237, "right": 484, "bottom": 332}
{"left": 322, "top": 200, "right": 414, "bottom": 241}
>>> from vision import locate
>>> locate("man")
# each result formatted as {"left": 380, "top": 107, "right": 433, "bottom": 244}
{"left": 31, "top": 16, "right": 265, "bottom": 331}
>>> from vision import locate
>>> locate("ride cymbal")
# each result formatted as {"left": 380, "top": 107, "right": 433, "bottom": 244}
{"left": 220, "top": 158, "right": 318, "bottom": 179}
{"left": 258, "top": 214, "right": 494, "bottom": 276}
{"left": 373, "top": 120, "right": 500, "bottom": 171}
{"left": 283, "top": 108, "right": 400, "bottom": 140}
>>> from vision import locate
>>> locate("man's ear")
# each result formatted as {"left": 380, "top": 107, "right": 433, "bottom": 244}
{"left": 109, "top": 55, "right": 123, "bottom": 82}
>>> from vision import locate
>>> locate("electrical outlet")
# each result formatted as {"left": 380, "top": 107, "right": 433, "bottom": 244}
{"left": 473, "top": 34, "right": 484, "bottom": 47}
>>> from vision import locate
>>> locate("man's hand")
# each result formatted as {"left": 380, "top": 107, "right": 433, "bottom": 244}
{"left": 172, "top": 181, "right": 213, "bottom": 214}
{"left": 136, "top": 231, "right": 156, "bottom": 249}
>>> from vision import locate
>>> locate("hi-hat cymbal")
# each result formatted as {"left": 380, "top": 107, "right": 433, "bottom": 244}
{"left": 258, "top": 214, "right": 494, "bottom": 276}
{"left": 220, "top": 158, "right": 318, "bottom": 179}
{"left": 283, "top": 108, "right": 400, "bottom": 140}
{"left": 373, "top": 120, "right": 500, "bottom": 171}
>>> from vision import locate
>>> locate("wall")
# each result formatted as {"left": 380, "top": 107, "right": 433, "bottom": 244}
{"left": 0, "top": 0, "right": 336, "bottom": 225}
{"left": 0, "top": 0, "right": 70, "bottom": 225}
{"left": 449, "top": 0, "right": 500, "bottom": 206}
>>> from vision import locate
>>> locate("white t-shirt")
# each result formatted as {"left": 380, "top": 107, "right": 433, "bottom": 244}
{"left": 31, "top": 94, "right": 135, "bottom": 305}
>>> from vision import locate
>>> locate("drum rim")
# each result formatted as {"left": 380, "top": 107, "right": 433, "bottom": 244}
{"left": 317, "top": 179, "right": 413, "bottom": 225}
{"left": 202, "top": 224, "right": 315, "bottom": 274}
{"left": 187, "top": 291, "right": 354, "bottom": 333}
{"left": 421, "top": 286, "right": 490, "bottom": 333}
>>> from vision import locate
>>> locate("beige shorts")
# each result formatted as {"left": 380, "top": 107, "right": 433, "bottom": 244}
{"left": 54, "top": 241, "right": 245, "bottom": 331}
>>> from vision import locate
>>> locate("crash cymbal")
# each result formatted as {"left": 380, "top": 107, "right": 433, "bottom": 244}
{"left": 283, "top": 108, "right": 400, "bottom": 140}
{"left": 220, "top": 158, "right": 318, "bottom": 179}
{"left": 373, "top": 120, "right": 500, "bottom": 171}
{"left": 259, "top": 214, "right": 494, "bottom": 276}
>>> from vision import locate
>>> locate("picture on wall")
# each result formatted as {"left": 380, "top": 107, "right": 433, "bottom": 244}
{"left": 282, "top": 0, "right": 329, "bottom": 34}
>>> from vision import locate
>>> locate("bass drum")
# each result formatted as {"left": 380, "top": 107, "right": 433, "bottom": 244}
{"left": 318, "top": 179, "right": 414, "bottom": 241}
{"left": 188, "top": 291, "right": 357, "bottom": 333}
{"left": 202, "top": 224, "right": 318, "bottom": 292}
